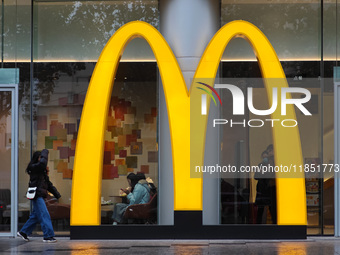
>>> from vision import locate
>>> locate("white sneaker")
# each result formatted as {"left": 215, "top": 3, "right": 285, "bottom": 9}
{"left": 17, "top": 232, "right": 29, "bottom": 242}
{"left": 43, "top": 237, "right": 57, "bottom": 243}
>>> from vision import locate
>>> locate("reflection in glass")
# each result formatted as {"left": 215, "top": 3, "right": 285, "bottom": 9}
{"left": 0, "top": 91, "right": 12, "bottom": 232}
{"left": 32, "top": 62, "right": 88, "bottom": 234}
{"left": 101, "top": 66, "right": 158, "bottom": 225}
{"left": 217, "top": 77, "right": 324, "bottom": 226}
{"left": 32, "top": 0, "right": 160, "bottom": 232}
{"left": 219, "top": 0, "right": 335, "bottom": 234}
{"left": 322, "top": 84, "right": 334, "bottom": 235}
{"left": 217, "top": 79, "right": 276, "bottom": 224}
{"left": 31, "top": 61, "right": 158, "bottom": 231}
{"left": 33, "top": 0, "right": 159, "bottom": 61}
{"left": 221, "top": 0, "right": 321, "bottom": 61}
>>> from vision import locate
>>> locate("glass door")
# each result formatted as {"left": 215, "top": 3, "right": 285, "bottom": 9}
{"left": 0, "top": 85, "right": 18, "bottom": 237}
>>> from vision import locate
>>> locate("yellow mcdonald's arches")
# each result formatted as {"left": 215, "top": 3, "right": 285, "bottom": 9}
{"left": 193, "top": 20, "right": 306, "bottom": 225}
{"left": 71, "top": 21, "right": 195, "bottom": 225}
{"left": 71, "top": 20, "right": 306, "bottom": 226}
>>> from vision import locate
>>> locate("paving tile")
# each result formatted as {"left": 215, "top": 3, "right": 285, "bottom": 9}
{"left": 2, "top": 237, "right": 340, "bottom": 254}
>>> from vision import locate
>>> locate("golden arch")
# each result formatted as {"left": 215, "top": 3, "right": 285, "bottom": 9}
{"left": 71, "top": 20, "right": 306, "bottom": 226}
{"left": 193, "top": 20, "right": 306, "bottom": 225}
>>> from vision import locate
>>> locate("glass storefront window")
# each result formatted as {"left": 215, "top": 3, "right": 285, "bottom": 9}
{"left": 32, "top": 62, "right": 159, "bottom": 230}
{"left": 33, "top": 0, "right": 159, "bottom": 61}
{"left": 1, "top": 1, "right": 31, "bottom": 62}
{"left": 221, "top": 0, "right": 321, "bottom": 61}
{"left": 101, "top": 64, "right": 158, "bottom": 225}
{"left": 322, "top": 78, "right": 334, "bottom": 235}
{"left": 16, "top": 63, "right": 32, "bottom": 233}
{"left": 1, "top": 0, "right": 338, "bottom": 238}
{"left": 31, "top": 0, "right": 160, "bottom": 233}
{"left": 0, "top": 90, "right": 12, "bottom": 232}
{"left": 0, "top": 1, "right": 33, "bottom": 234}
{"left": 32, "top": 62, "right": 90, "bottom": 233}
{"left": 219, "top": 0, "right": 335, "bottom": 234}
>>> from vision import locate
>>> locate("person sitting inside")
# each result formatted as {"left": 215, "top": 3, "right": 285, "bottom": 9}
{"left": 255, "top": 145, "right": 277, "bottom": 224}
{"left": 146, "top": 176, "right": 157, "bottom": 196}
{"left": 112, "top": 173, "right": 150, "bottom": 225}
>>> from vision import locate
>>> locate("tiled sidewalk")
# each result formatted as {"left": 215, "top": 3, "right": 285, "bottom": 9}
{"left": 1, "top": 237, "right": 340, "bottom": 254}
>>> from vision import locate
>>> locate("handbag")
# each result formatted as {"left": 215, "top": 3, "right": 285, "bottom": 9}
{"left": 26, "top": 187, "right": 37, "bottom": 200}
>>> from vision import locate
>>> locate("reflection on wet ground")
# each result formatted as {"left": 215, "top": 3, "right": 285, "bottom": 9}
{"left": 1, "top": 237, "right": 340, "bottom": 254}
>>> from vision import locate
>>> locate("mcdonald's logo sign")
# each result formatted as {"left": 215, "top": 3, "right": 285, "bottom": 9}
{"left": 70, "top": 20, "right": 307, "bottom": 226}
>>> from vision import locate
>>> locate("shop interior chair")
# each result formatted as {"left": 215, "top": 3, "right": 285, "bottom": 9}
{"left": 0, "top": 189, "right": 11, "bottom": 225}
{"left": 123, "top": 193, "right": 157, "bottom": 224}
{"left": 45, "top": 194, "right": 70, "bottom": 228}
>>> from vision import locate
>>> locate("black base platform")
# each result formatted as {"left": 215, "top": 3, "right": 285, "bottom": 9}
{"left": 70, "top": 211, "right": 306, "bottom": 239}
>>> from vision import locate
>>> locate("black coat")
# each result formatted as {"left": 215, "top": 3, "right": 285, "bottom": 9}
{"left": 27, "top": 149, "right": 61, "bottom": 199}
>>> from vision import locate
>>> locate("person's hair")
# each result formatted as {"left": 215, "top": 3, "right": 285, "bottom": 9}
{"left": 127, "top": 173, "right": 138, "bottom": 192}
{"left": 26, "top": 151, "right": 41, "bottom": 173}
{"left": 136, "top": 172, "right": 146, "bottom": 181}
{"left": 261, "top": 151, "right": 268, "bottom": 158}
{"left": 266, "top": 144, "right": 273, "bottom": 151}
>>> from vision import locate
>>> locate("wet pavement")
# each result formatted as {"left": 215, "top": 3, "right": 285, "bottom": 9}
{"left": 1, "top": 237, "right": 340, "bottom": 254}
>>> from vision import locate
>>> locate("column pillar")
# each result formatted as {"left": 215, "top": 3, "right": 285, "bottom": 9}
{"left": 158, "top": 0, "right": 220, "bottom": 225}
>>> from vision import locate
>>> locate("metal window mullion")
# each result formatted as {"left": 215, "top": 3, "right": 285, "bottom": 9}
{"left": 13, "top": 84, "right": 18, "bottom": 237}
{"left": 11, "top": 88, "right": 14, "bottom": 236}
{"left": 334, "top": 82, "right": 340, "bottom": 237}
{"left": 9, "top": 85, "right": 18, "bottom": 237}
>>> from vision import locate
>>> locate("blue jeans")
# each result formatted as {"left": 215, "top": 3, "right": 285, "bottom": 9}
{"left": 112, "top": 203, "right": 128, "bottom": 223}
{"left": 20, "top": 197, "right": 54, "bottom": 238}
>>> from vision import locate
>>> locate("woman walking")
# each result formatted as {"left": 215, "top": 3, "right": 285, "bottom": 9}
{"left": 17, "top": 149, "right": 61, "bottom": 243}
